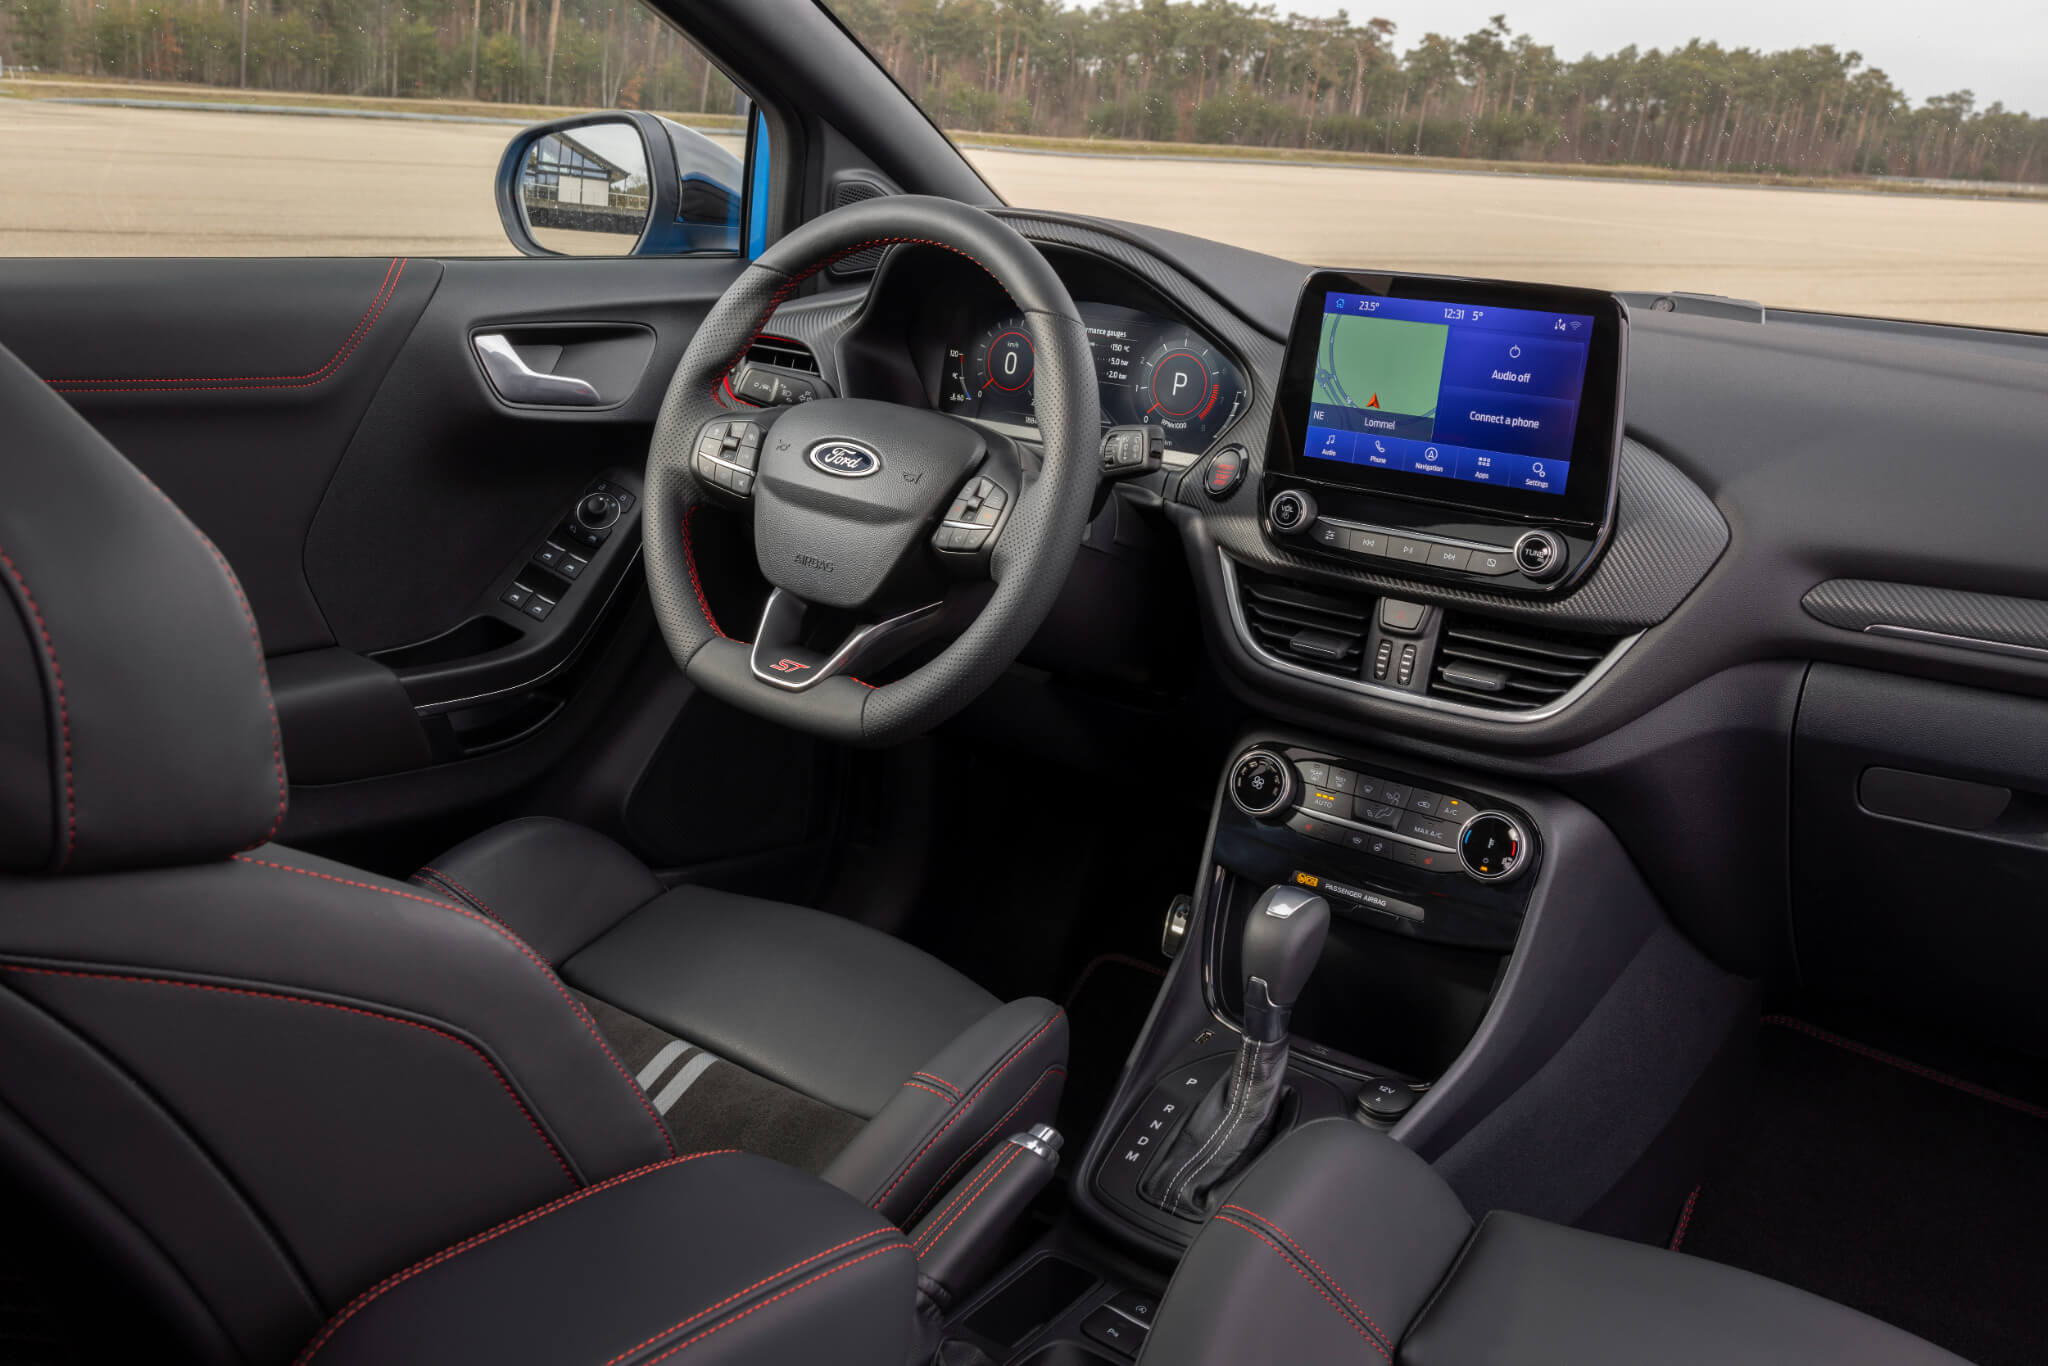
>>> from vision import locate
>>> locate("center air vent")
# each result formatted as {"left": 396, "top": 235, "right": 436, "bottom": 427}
{"left": 1239, "top": 570, "right": 1371, "bottom": 679}
{"left": 744, "top": 337, "right": 819, "bottom": 375}
{"left": 1428, "top": 613, "right": 1617, "bottom": 712}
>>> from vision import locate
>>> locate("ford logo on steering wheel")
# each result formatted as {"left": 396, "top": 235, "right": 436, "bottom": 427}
{"left": 806, "top": 439, "right": 882, "bottom": 478}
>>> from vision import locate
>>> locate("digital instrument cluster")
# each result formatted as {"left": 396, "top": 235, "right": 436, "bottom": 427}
{"left": 939, "top": 301, "right": 1249, "bottom": 453}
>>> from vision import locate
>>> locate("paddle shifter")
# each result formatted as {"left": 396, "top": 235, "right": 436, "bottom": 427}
{"left": 1140, "top": 884, "right": 1330, "bottom": 1219}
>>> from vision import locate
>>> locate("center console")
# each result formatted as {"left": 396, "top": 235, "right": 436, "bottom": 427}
{"left": 1069, "top": 726, "right": 1755, "bottom": 1269}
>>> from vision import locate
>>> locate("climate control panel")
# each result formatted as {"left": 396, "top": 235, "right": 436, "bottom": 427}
{"left": 1216, "top": 741, "right": 1539, "bottom": 952}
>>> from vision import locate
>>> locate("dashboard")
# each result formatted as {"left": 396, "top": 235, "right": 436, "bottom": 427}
{"left": 937, "top": 301, "right": 1249, "bottom": 454}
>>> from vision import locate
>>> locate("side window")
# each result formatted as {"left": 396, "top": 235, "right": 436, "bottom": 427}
{"left": 0, "top": 1, "right": 751, "bottom": 257}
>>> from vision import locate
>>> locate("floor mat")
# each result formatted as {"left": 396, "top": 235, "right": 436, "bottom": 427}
{"left": 1057, "top": 953, "right": 1168, "bottom": 1145}
{"left": 1675, "top": 1016, "right": 2048, "bottom": 1366}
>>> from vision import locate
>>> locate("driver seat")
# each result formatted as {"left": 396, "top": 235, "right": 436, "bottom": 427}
{"left": 0, "top": 345, "right": 1064, "bottom": 1363}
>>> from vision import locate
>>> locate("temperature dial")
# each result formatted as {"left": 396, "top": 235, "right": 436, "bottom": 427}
{"left": 1458, "top": 812, "right": 1530, "bottom": 883}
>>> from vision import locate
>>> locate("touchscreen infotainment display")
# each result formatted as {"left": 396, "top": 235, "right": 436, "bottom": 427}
{"left": 1305, "top": 293, "right": 1593, "bottom": 496}
{"left": 1270, "top": 271, "right": 1626, "bottom": 528}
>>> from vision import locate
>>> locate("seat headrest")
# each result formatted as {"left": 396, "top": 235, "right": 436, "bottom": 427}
{"left": 0, "top": 343, "right": 287, "bottom": 874}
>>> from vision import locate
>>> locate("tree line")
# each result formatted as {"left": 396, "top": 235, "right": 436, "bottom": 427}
{"left": 828, "top": 0, "right": 2045, "bottom": 183}
{"left": 0, "top": 0, "right": 740, "bottom": 114}
{"left": 3, "top": 0, "right": 2043, "bottom": 183}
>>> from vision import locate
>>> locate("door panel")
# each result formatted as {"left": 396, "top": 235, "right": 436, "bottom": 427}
{"left": 0, "top": 253, "right": 746, "bottom": 808}
{"left": 0, "top": 257, "right": 441, "bottom": 653}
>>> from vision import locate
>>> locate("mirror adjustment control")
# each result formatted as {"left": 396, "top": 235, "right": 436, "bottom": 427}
{"left": 1229, "top": 748, "right": 1296, "bottom": 820}
{"left": 1458, "top": 811, "right": 1530, "bottom": 882}
{"left": 577, "top": 493, "right": 621, "bottom": 530}
{"left": 1268, "top": 489, "right": 1316, "bottom": 533}
{"left": 1513, "top": 529, "right": 1567, "bottom": 581}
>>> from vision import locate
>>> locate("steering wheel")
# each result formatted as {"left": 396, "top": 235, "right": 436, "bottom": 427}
{"left": 642, "top": 197, "right": 1100, "bottom": 746}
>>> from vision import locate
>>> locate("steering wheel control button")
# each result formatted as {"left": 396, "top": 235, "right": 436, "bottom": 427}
{"left": 1267, "top": 488, "right": 1315, "bottom": 532}
{"left": 1202, "top": 446, "right": 1246, "bottom": 499}
{"left": 1513, "top": 529, "right": 1568, "bottom": 581}
{"left": 1229, "top": 748, "right": 1295, "bottom": 819}
{"left": 1356, "top": 1079, "right": 1420, "bottom": 1123}
{"left": 1460, "top": 812, "right": 1529, "bottom": 882}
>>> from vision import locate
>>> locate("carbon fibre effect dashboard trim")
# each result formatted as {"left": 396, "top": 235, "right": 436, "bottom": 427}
{"left": 1219, "top": 551, "right": 1644, "bottom": 723}
{"left": 1803, "top": 579, "right": 2048, "bottom": 655}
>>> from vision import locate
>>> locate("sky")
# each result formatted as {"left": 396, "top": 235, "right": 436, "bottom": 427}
{"left": 1275, "top": 0, "right": 2045, "bottom": 116}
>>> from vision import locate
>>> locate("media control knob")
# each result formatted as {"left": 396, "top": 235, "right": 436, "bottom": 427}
{"left": 1229, "top": 748, "right": 1297, "bottom": 820}
{"left": 1267, "top": 489, "right": 1317, "bottom": 534}
{"left": 1458, "top": 812, "right": 1530, "bottom": 883}
{"left": 1512, "top": 529, "right": 1567, "bottom": 581}
{"left": 577, "top": 493, "right": 621, "bottom": 530}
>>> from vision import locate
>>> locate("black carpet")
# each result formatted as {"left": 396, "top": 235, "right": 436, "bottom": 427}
{"left": 1676, "top": 1017, "right": 2048, "bottom": 1366}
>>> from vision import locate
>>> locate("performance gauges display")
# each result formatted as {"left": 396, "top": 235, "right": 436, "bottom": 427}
{"left": 941, "top": 301, "right": 1248, "bottom": 453}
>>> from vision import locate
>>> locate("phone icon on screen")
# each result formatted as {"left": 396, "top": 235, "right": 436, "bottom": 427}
{"left": 1374, "top": 440, "right": 1386, "bottom": 454}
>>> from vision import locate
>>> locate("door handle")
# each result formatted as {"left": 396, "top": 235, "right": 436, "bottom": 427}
{"left": 473, "top": 333, "right": 602, "bottom": 406}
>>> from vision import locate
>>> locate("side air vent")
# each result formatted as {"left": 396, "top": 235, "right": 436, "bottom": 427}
{"left": 1429, "top": 613, "right": 1618, "bottom": 712}
{"left": 744, "top": 337, "right": 819, "bottom": 375}
{"left": 825, "top": 170, "right": 900, "bottom": 279}
{"left": 1239, "top": 570, "right": 1372, "bottom": 679}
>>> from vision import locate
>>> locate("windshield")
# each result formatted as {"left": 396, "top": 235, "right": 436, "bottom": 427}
{"left": 819, "top": 2, "right": 2048, "bottom": 332}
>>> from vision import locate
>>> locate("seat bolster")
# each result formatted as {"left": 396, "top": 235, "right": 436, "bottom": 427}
{"left": 825, "top": 998, "right": 1067, "bottom": 1227}
{"left": 1140, "top": 1119, "right": 1473, "bottom": 1366}
{"left": 297, "top": 1150, "right": 915, "bottom": 1366}
{"left": 1400, "top": 1210, "right": 1971, "bottom": 1366}
{"left": 414, "top": 817, "right": 665, "bottom": 965}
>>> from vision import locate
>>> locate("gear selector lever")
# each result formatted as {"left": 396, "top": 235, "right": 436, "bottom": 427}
{"left": 1140, "top": 885, "right": 1329, "bottom": 1219}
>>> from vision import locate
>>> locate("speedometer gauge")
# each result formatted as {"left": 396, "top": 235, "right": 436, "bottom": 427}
{"left": 1136, "top": 334, "right": 1246, "bottom": 449}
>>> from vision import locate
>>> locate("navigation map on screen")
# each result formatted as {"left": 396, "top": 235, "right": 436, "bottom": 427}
{"left": 1304, "top": 293, "right": 1594, "bottom": 496}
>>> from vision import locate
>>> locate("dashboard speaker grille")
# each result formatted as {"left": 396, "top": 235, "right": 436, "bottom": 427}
{"left": 1429, "top": 613, "right": 1616, "bottom": 711}
{"left": 1239, "top": 570, "right": 1371, "bottom": 679}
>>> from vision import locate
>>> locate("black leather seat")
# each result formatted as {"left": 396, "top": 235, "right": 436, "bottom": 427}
{"left": 1142, "top": 1119, "right": 1970, "bottom": 1366}
{"left": 412, "top": 816, "right": 1068, "bottom": 1221}
{"left": 0, "top": 340, "right": 1062, "bottom": 1363}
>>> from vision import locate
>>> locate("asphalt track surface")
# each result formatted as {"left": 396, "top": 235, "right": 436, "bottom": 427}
{"left": 3, "top": 99, "right": 2044, "bottom": 331}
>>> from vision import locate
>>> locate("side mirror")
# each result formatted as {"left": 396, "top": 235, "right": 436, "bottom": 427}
{"left": 496, "top": 110, "right": 744, "bottom": 258}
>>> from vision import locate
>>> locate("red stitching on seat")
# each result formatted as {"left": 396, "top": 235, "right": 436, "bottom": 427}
{"left": 876, "top": 1011, "right": 1062, "bottom": 1209}
{"left": 294, "top": 1150, "right": 737, "bottom": 1365}
{"left": 50, "top": 259, "right": 407, "bottom": 393}
{"left": 1762, "top": 1015, "right": 2048, "bottom": 1121}
{"left": 908, "top": 1064, "right": 1065, "bottom": 1223}
{"left": 414, "top": 867, "right": 510, "bottom": 928}
{"left": 1669, "top": 1185, "right": 1701, "bottom": 1251}
{"left": 912, "top": 1071, "right": 959, "bottom": 1096}
{"left": 901, "top": 1080, "right": 955, "bottom": 1103}
{"left": 231, "top": 854, "right": 677, "bottom": 1157}
{"left": 916, "top": 1142, "right": 1025, "bottom": 1259}
{"left": 640, "top": 1244, "right": 911, "bottom": 1365}
{"left": 598, "top": 1227, "right": 901, "bottom": 1366}
{"left": 0, "top": 546, "right": 75, "bottom": 869}
{"left": 1214, "top": 1215, "right": 1391, "bottom": 1362}
{"left": 0, "top": 962, "right": 577, "bottom": 1188}
{"left": 1222, "top": 1204, "right": 1394, "bottom": 1351}
{"left": 180, "top": 526, "right": 286, "bottom": 846}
